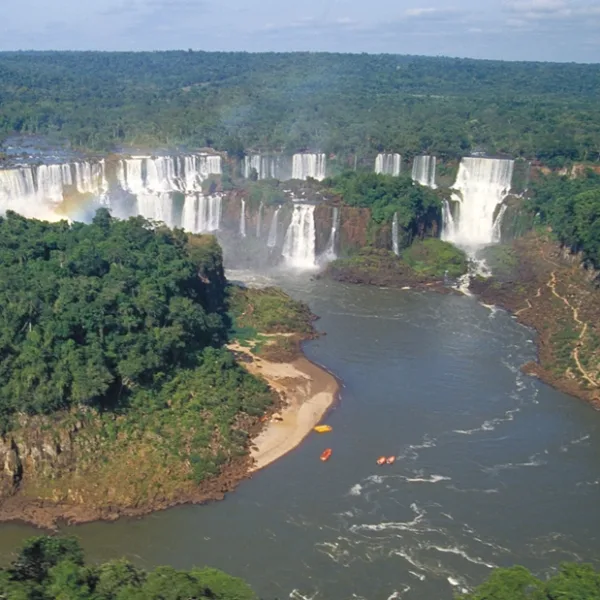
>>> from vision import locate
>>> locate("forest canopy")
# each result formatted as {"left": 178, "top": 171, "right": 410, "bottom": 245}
{"left": 0, "top": 536, "right": 258, "bottom": 600}
{"left": 0, "top": 51, "right": 599, "bottom": 162}
{"left": 527, "top": 170, "right": 600, "bottom": 270}
{"left": 0, "top": 209, "right": 234, "bottom": 430}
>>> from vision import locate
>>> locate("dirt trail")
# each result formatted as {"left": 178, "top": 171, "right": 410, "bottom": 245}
{"left": 546, "top": 270, "right": 598, "bottom": 388}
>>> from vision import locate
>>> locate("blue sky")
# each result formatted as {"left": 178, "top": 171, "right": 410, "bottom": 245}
{"left": 1, "top": 0, "right": 599, "bottom": 62}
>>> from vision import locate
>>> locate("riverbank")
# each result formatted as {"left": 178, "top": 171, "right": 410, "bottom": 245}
{"left": 470, "top": 232, "right": 600, "bottom": 408}
{"left": 0, "top": 286, "right": 334, "bottom": 529}
{"left": 0, "top": 341, "right": 337, "bottom": 529}
{"left": 228, "top": 342, "right": 339, "bottom": 471}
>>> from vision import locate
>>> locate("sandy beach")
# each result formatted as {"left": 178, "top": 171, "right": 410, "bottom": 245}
{"left": 228, "top": 342, "right": 339, "bottom": 471}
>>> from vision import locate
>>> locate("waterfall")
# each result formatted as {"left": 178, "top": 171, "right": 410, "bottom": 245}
{"left": 411, "top": 156, "right": 437, "bottom": 188}
{"left": 282, "top": 204, "right": 317, "bottom": 269}
{"left": 292, "top": 153, "right": 326, "bottom": 181}
{"left": 442, "top": 200, "right": 457, "bottom": 242}
{"left": 117, "top": 154, "right": 221, "bottom": 195}
{"left": 442, "top": 157, "right": 515, "bottom": 248}
{"left": 0, "top": 153, "right": 222, "bottom": 227}
{"left": 181, "top": 194, "right": 222, "bottom": 233}
{"left": 0, "top": 160, "right": 108, "bottom": 221}
{"left": 375, "top": 153, "right": 401, "bottom": 176}
{"left": 115, "top": 153, "right": 222, "bottom": 228}
{"left": 491, "top": 204, "right": 508, "bottom": 243}
{"left": 244, "top": 155, "right": 292, "bottom": 180}
{"left": 267, "top": 206, "right": 281, "bottom": 248}
{"left": 392, "top": 213, "right": 400, "bottom": 256}
{"left": 321, "top": 206, "right": 340, "bottom": 262}
{"left": 243, "top": 155, "right": 261, "bottom": 179}
{"left": 256, "top": 201, "right": 264, "bottom": 237}
{"left": 239, "top": 199, "right": 246, "bottom": 237}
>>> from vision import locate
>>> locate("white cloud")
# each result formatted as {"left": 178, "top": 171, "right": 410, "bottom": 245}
{"left": 405, "top": 7, "right": 439, "bottom": 17}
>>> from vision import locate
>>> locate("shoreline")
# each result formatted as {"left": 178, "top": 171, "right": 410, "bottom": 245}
{"left": 0, "top": 342, "right": 339, "bottom": 530}
{"left": 228, "top": 342, "right": 339, "bottom": 472}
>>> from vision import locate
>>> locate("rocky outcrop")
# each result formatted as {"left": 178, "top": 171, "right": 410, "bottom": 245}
{"left": 0, "top": 414, "right": 84, "bottom": 500}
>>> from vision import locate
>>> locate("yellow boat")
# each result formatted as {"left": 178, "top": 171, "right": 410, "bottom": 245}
{"left": 314, "top": 425, "right": 332, "bottom": 433}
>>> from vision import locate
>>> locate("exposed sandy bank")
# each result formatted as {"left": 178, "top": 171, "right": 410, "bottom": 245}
{"left": 228, "top": 342, "right": 339, "bottom": 471}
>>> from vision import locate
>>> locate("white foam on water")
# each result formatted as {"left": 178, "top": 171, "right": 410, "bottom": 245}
{"left": 402, "top": 474, "right": 451, "bottom": 484}
{"left": 429, "top": 545, "right": 496, "bottom": 569}
{"left": 386, "top": 585, "right": 410, "bottom": 599}
{"left": 289, "top": 589, "right": 319, "bottom": 600}
{"left": 349, "top": 484, "right": 363, "bottom": 496}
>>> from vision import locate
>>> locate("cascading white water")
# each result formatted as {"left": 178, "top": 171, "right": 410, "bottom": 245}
{"left": 181, "top": 194, "right": 222, "bottom": 233}
{"left": 0, "top": 160, "right": 108, "bottom": 220}
{"left": 321, "top": 206, "right": 340, "bottom": 262}
{"left": 411, "top": 156, "right": 437, "bottom": 188}
{"left": 256, "top": 201, "right": 264, "bottom": 237}
{"left": 243, "top": 155, "right": 291, "bottom": 180}
{"left": 243, "top": 155, "right": 261, "bottom": 179}
{"left": 442, "top": 157, "right": 515, "bottom": 248}
{"left": 0, "top": 153, "right": 222, "bottom": 228}
{"left": 292, "top": 153, "right": 326, "bottom": 181}
{"left": 375, "top": 153, "right": 402, "bottom": 176}
{"left": 116, "top": 154, "right": 222, "bottom": 229}
{"left": 282, "top": 204, "right": 317, "bottom": 269}
{"left": 267, "top": 206, "right": 281, "bottom": 248}
{"left": 392, "top": 213, "right": 400, "bottom": 256}
{"left": 240, "top": 199, "right": 246, "bottom": 237}
{"left": 117, "top": 154, "right": 221, "bottom": 196}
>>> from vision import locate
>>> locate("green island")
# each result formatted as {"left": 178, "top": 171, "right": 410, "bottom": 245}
{"left": 0, "top": 209, "right": 313, "bottom": 527}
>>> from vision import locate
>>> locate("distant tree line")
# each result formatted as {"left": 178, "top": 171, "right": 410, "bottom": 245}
{"left": 0, "top": 51, "right": 599, "bottom": 163}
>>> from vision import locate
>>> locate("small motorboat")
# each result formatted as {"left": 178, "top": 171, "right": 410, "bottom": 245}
{"left": 386, "top": 456, "right": 396, "bottom": 465}
{"left": 376, "top": 456, "right": 387, "bottom": 466}
{"left": 320, "top": 448, "right": 333, "bottom": 462}
{"left": 314, "top": 425, "right": 333, "bottom": 433}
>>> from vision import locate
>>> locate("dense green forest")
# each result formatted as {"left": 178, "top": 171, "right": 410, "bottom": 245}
{"left": 324, "top": 171, "right": 442, "bottom": 232}
{"left": 0, "top": 209, "right": 276, "bottom": 453}
{"left": 527, "top": 170, "right": 600, "bottom": 270}
{"left": 0, "top": 536, "right": 257, "bottom": 599}
{"left": 1, "top": 51, "right": 599, "bottom": 162}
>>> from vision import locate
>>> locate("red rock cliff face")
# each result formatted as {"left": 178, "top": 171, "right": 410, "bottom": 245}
{"left": 339, "top": 206, "right": 370, "bottom": 253}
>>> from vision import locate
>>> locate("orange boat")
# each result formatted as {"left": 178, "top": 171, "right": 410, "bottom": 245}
{"left": 386, "top": 456, "right": 396, "bottom": 465}
{"left": 320, "top": 448, "right": 333, "bottom": 462}
{"left": 376, "top": 456, "right": 387, "bottom": 466}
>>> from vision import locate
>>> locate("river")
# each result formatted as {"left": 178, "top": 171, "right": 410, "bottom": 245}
{"left": 1, "top": 271, "right": 599, "bottom": 600}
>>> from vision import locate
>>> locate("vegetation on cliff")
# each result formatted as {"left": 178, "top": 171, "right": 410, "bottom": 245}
{"left": 1, "top": 52, "right": 599, "bottom": 162}
{"left": 228, "top": 286, "right": 315, "bottom": 363}
{"left": 0, "top": 210, "right": 280, "bottom": 520}
{"left": 0, "top": 209, "right": 232, "bottom": 428}
{"left": 0, "top": 536, "right": 257, "bottom": 599}
{"left": 325, "top": 240, "right": 467, "bottom": 289}
{"left": 527, "top": 170, "right": 600, "bottom": 271}
{"left": 323, "top": 171, "right": 442, "bottom": 250}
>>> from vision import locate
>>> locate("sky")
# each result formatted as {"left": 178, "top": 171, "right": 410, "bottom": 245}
{"left": 1, "top": 0, "right": 599, "bottom": 63}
